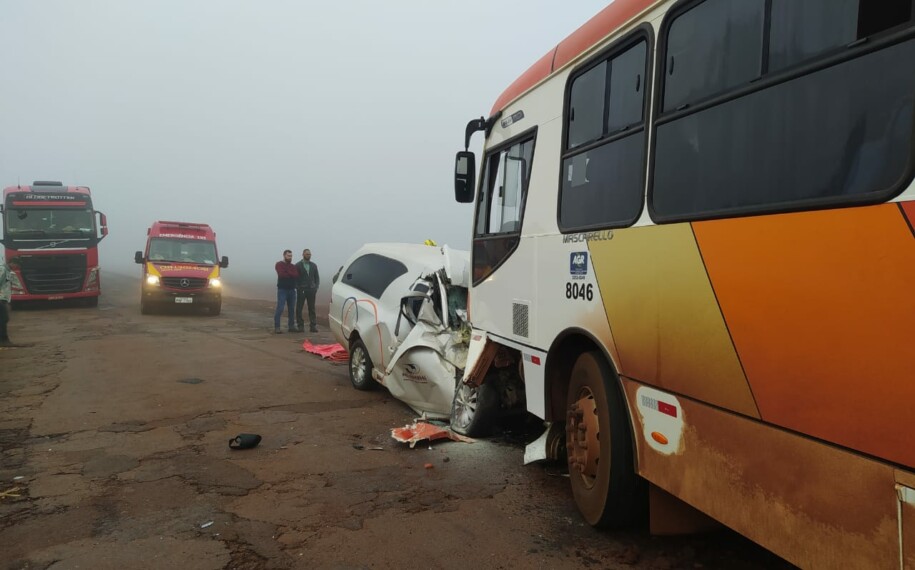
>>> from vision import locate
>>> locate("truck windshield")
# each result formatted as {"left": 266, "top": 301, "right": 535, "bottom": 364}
{"left": 5, "top": 208, "right": 95, "bottom": 237}
{"left": 148, "top": 238, "right": 218, "bottom": 264}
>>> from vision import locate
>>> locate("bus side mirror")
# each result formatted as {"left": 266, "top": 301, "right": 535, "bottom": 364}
{"left": 135, "top": 251, "right": 144, "bottom": 264}
{"left": 454, "top": 151, "right": 476, "bottom": 203}
{"left": 220, "top": 256, "right": 229, "bottom": 268}
{"left": 97, "top": 212, "right": 109, "bottom": 239}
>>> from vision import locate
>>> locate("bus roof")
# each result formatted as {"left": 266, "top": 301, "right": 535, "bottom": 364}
{"left": 490, "top": 0, "right": 655, "bottom": 116}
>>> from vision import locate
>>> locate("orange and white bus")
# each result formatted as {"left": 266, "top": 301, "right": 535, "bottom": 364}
{"left": 453, "top": 0, "right": 915, "bottom": 567}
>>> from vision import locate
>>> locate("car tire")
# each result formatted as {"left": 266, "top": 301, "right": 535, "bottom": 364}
{"left": 566, "top": 350, "right": 644, "bottom": 528}
{"left": 348, "top": 338, "right": 376, "bottom": 391}
{"left": 450, "top": 380, "right": 499, "bottom": 437}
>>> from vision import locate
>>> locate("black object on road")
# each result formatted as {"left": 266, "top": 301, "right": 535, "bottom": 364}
{"left": 229, "top": 433, "right": 262, "bottom": 450}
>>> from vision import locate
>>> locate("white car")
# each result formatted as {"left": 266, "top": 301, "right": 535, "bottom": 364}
{"left": 329, "top": 243, "right": 498, "bottom": 436}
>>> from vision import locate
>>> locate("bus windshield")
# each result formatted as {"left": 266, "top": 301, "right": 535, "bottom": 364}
{"left": 148, "top": 238, "right": 218, "bottom": 265}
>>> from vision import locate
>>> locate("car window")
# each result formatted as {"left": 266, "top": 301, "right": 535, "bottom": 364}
{"left": 341, "top": 253, "right": 408, "bottom": 299}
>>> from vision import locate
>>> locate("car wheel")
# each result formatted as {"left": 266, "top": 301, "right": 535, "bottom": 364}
{"left": 566, "top": 350, "right": 643, "bottom": 528}
{"left": 348, "top": 338, "right": 376, "bottom": 391}
{"left": 450, "top": 380, "right": 499, "bottom": 437}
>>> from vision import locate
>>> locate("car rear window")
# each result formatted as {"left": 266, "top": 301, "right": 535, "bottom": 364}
{"left": 341, "top": 253, "right": 408, "bottom": 299}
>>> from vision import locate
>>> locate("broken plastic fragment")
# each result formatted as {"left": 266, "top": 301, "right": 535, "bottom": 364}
{"left": 302, "top": 340, "right": 348, "bottom": 362}
{"left": 391, "top": 420, "right": 475, "bottom": 448}
{"left": 201, "top": 521, "right": 214, "bottom": 529}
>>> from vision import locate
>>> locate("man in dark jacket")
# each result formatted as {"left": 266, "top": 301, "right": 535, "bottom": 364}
{"left": 294, "top": 248, "right": 320, "bottom": 332}
{"left": 274, "top": 249, "right": 298, "bottom": 334}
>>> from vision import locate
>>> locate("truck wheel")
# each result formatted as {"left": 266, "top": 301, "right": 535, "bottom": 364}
{"left": 85, "top": 296, "right": 99, "bottom": 308}
{"left": 566, "top": 350, "right": 643, "bottom": 528}
{"left": 348, "top": 338, "right": 376, "bottom": 391}
{"left": 450, "top": 381, "right": 499, "bottom": 437}
{"left": 140, "top": 299, "right": 152, "bottom": 315}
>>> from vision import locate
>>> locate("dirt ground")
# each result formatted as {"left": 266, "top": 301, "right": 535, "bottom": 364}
{"left": 0, "top": 273, "right": 794, "bottom": 570}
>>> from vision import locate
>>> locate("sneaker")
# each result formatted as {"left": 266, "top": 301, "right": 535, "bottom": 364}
{"left": 297, "top": 325, "right": 305, "bottom": 332}
{"left": 274, "top": 328, "right": 283, "bottom": 334}
{"left": 309, "top": 325, "right": 318, "bottom": 333}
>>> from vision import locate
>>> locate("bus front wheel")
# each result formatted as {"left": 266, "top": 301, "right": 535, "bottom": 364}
{"left": 566, "top": 350, "right": 642, "bottom": 528}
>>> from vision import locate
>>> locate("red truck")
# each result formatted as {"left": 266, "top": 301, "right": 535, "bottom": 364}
{"left": 1, "top": 181, "right": 108, "bottom": 305}
{"left": 134, "top": 221, "right": 228, "bottom": 315}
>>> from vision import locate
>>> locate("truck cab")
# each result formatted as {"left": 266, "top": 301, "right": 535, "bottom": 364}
{"left": 134, "top": 221, "right": 228, "bottom": 315}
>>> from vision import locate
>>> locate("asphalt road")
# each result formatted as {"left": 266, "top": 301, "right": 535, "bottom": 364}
{"left": 0, "top": 273, "right": 794, "bottom": 569}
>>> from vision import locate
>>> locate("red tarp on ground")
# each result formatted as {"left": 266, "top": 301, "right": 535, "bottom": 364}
{"left": 302, "top": 339, "right": 349, "bottom": 362}
{"left": 391, "top": 420, "right": 476, "bottom": 448}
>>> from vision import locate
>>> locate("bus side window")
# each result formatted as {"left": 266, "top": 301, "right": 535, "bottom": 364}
{"left": 559, "top": 37, "right": 649, "bottom": 231}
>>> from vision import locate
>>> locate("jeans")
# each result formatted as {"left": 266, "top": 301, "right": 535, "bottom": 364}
{"left": 274, "top": 288, "right": 296, "bottom": 330}
{"left": 296, "top": 287, "right": 317, "bottom": 329}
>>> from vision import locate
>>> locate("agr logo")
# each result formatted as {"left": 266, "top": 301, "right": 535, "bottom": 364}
{"left": 570, "top": 252, "right": 588, "bottom": 277}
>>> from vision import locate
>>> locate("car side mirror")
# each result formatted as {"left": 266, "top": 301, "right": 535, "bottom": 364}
{"left": 134, "top": 251, "right": 144, "bottom": 264}
{"left": 454, "top": 151, "right": 476, "bottom": 203}
{"left": 220, "top": 256, "right": 229, "bottom": 268}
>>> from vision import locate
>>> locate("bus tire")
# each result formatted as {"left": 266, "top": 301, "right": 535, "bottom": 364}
{"left": 348, "top": 338, "right": 376, "bottom": 391}
{"left": 450, "top": 380, "right": 499, "bottom": 437}
{"left": 566, "top": 350, "right": 641, "bottom": 528}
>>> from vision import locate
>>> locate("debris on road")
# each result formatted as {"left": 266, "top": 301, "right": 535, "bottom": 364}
{"left": 200, "top": 521, "right": 214, "bottom": 529}
{"left": 229, "top": 433, "right": 262, "bottom": 450}
{"left": 523, "top": 422, "right": 566, "bottom": 465}
{"left": 424, "top": 463, "right": 434, "bottom": 469}
{"left": 391, "top": 420, "right": 475, "bottom": 448}
{"left": 0, "top": 487, "right": 22, "bottom": 500}
{"left": 302, "top": 339, "right": 348, "bottom": 362}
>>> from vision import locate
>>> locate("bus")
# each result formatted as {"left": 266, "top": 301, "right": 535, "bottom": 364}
{"left": 1, "top": 181, "right": 108, "bottom": 305}
{"left": 452, "top": 1, "right": 915, "bottom": 568}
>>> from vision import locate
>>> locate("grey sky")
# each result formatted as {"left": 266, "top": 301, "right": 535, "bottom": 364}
{"left": 1, "top": 0, "right": 610, "bottom": 298}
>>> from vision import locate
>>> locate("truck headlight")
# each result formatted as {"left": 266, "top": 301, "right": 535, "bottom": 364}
{"left": 86, "top": 267, "right": 100, "bottom": 291}
{"left": 10, "top": 271, "right": 23, "bottom": 293}
{"left": 146, "top": 275, "right": 160, "bottom": 286}
{"left": 209, "top": 278, "right": 221, "bottom": 288}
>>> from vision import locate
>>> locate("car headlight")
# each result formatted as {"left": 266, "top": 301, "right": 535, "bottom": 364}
{"left": 209, "top": 278, "right": 222, "bottom": 288}
{"left": 146, "top": 275, "right": 160, "bottom": 286}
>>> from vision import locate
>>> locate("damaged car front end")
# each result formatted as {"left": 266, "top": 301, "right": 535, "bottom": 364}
{"left": 330, "top": 243, "right": 519, "bottom": 436}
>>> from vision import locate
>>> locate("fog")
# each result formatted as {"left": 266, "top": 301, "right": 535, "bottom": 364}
{"left": 1, "top": 0, "right": 609, "bottom": 300}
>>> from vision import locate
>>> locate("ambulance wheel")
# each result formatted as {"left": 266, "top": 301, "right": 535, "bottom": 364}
{"left": 566, "top": 350, "right": 643, "bottom": 528}
{"left": 348, "top": 338, "right": 375, "bottom": 391}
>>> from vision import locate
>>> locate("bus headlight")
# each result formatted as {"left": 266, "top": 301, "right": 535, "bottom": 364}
{"left": 146, "top": 275, "right": 160, "bottom": 286}
{"left": 209, "top": 278, "right": 222, "bottom": 288}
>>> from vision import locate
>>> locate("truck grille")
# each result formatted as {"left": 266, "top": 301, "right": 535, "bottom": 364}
{"left": 161, "top": 277, "right": 208, "bottom": 290}
{"left": 20, "top": 254, "right": 87, "bottom": 294}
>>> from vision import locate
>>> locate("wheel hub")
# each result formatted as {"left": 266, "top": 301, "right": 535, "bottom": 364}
{"left": 351, "top": 347, "right": 365, "bottom": 383}
{"left": 567, "top": 389, "right": 601, "bottom": 486}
